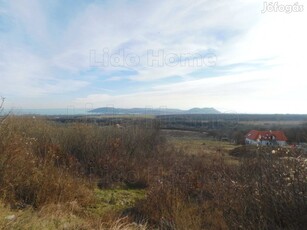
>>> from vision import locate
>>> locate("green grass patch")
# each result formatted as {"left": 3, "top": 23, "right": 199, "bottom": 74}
{"left": 87, "top": 189, "right": 146, "bottom": 217}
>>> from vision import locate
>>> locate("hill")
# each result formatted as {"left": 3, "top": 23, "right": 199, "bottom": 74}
{"left": 89, "top": 107, "right": 221, "bottom": 115}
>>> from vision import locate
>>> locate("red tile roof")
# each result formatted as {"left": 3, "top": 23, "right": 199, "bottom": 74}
{"left": 245, "top": 130, "right": 287, "bottom": 141}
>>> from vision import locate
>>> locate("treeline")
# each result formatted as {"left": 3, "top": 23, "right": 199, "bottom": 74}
{"left": 157, "top": 114, "right": 307, "bottom": 144}
{"left": 157, "top": 113, "right": 307, "bottom": 121}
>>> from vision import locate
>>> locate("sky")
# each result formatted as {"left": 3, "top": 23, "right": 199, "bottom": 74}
{"left": 0, "top": 0, "right": 306, "bottom": 114}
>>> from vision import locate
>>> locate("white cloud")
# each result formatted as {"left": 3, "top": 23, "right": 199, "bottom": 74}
{"left": 0, "top": 46, "right": 88, "bottom": 97}
{"left": 74, "top": 67, "right": 304, "bottom": 113}
{"left": 50, "top": 0, "right": 262, "bottom": 78}
{"left": 1, "top": 0, "right": 306, "bottom": 113}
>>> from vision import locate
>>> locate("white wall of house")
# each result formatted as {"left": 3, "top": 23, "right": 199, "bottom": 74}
{"left": 245, "top": 138, "right": 258, "bottom": 145}
{"left": 277, "top": 141, "right": 287, "bottom": 146}
{"left": 245, "top": 138, "right": 287, "bottom": 146}
{"left": 260, "top": 140, "right": 274, "bottom": 146}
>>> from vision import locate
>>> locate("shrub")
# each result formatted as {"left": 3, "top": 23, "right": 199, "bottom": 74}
{"left": 134, "top": 147, "right": 307, "bottom": 229}
{"left": 0, "top": 117, "right": 94, "bottom": 209}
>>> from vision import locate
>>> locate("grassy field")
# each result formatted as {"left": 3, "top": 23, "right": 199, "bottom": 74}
{"left": 162, "top": 129, "right": 240, "bottom": 165}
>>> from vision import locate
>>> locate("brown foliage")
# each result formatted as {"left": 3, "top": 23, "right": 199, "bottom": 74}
{"left": 0, "top": 117, "right": 94, "bottom": 209}
{"left": 1, "top": 116, "right": 306, "bottom": 229}
{"left": 134, "top": 148, "right": 307, "bottom": 229}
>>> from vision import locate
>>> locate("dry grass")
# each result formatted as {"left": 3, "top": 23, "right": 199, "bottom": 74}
{"left": 0, "top": 116, "right": 306, "bottom": 229}
{"left": 0, "top": 116, "right": 154, "bottom": 229}
{"left": 134, "top": 146, "right": 307, "bottom": 229}
{"left": 0, "top": 201, "right": 147, "bottom": 229}
{"left": 164, "top": 129, "right": 239, "bottom": 165}
{"left": 0, "top": 119, "right": 94, "bottom": 209}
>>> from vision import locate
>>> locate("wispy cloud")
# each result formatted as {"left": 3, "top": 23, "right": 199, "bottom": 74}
{"left": 0, "top": 0, "right": 306, "bottom": 112}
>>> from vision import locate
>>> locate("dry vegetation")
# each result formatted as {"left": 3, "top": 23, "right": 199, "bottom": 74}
{"left": 0, "top": 116, "right": 306, "bottom": 229}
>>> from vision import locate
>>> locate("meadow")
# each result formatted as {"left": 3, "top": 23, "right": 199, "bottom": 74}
{"left": 0, "top": 116, "right": 306, "bottom": 229}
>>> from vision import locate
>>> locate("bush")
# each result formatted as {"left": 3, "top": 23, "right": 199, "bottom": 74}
{"left": 134, "top": 147, "right": 307, "bottom": 229}
{"left": 0, "top": 117, "right": 94, "bottom": 209}
{"left": 0, "top": 116, "right": 162, "bottom": 208}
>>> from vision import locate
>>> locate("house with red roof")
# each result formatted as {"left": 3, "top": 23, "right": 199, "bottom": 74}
{"left": 245, "top": 130, "right": 287, "bottom": 146}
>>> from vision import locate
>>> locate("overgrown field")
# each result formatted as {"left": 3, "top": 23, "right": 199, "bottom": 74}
{"left": 0, "top": 116, "right": 306, "bottom": 229}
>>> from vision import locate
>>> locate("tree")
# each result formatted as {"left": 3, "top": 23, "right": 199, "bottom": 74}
{"left": 0, "top": 96, "right": 8, "bottom": 124}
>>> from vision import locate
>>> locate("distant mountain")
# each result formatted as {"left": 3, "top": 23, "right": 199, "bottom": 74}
{"left": 89, "top": 107, "right": 220, "bottom": 115}
{"left": 187, "top": 107, "right": 220, "bottom": 114}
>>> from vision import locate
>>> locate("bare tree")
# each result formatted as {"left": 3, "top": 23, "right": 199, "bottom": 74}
{"left": 0, "top": 96, "right": 8, "bottom": 124}
{"left": 0, "top": 96, "right": 4, "bottom": 108}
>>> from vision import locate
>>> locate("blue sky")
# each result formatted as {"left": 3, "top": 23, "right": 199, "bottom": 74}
{"left": 0, "top": 0, "right": 306, "bottom": 113}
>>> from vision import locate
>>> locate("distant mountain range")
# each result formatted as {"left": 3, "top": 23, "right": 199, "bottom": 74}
{"left": 89, "top": 107, "right": 221, "bottom": 115}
